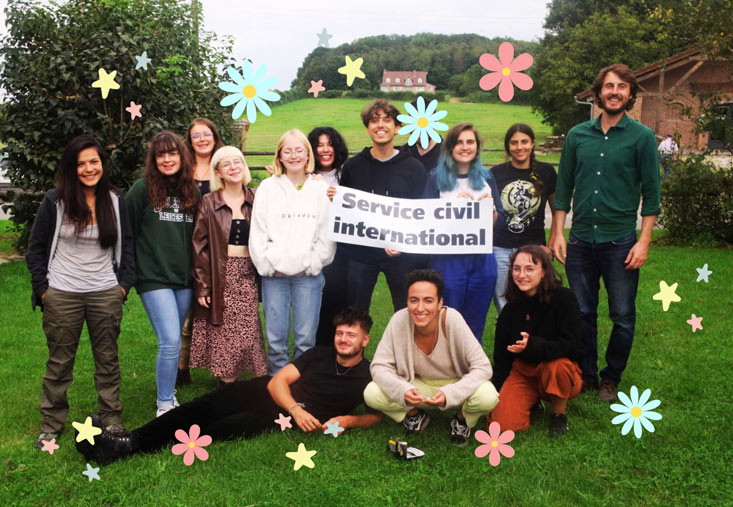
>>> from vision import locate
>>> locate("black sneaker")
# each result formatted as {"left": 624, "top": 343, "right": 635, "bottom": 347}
{"left": 449, "top": 416, "right": 471, "bottom": 446}
{"left": 403, "top": 410, "right": 430, "bottom": 434}
{"left": 75, "top": 415, "right": 132, "bottom": 466}
{"left": 549, "top": 413, "right": 569, "bottom": 437}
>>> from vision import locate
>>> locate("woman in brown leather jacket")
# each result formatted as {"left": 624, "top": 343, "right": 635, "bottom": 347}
{"left": 190, "top": 146, "right": 267, "bottom": 383}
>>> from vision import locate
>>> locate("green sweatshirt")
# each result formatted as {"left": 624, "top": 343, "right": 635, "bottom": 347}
{"left": 125, "top": 178, "right": 199, "bottom": 293}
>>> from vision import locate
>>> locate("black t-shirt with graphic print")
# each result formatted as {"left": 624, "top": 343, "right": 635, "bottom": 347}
{"left": 490, "top": 161, "right": 557, "bottom": 248}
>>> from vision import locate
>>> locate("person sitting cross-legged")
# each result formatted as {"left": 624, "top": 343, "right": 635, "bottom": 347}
{"left": 75, "top": 307, "right": 382, "bottom": 465}
{"left": 364, "top": 269, "right": 499, "bottom": 446}
{"left": 489, "top": 245, "right": 583, "bottom": 437}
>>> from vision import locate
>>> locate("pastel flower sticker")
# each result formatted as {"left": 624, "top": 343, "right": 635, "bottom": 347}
{"left": 91, "top": 68, "right": 120, "bottom": 99}
{"left": 308, "top": 80, "right": 326, "bottom": 98}
{"left": 696, "top": 263, "right": 712, "bottom": 283}
{"left": 337, "top": 56, "right": 365, "bottom": 87}
{"left": 687, "top": 314, "right": 703, "bottom": 332}
{"left": 219, "top": 61, "right": 280, "bottom": 123}
{"left": 474, "top": 422, "right": 515, "bottom": 466}
{"left": 323, "top": 420, "right": 344, "bottom": 438}
{"left": 286, "top": 443, "right": 317, "bottom": 471}
{"left": 397, "top": 97, "right": 449, "bottom": 149}
{"left": 82, "top": 463, "right": 101, "bottom": 482}
{"left": 652, "top": 280, "right": 681, "bottom": 311}
{"left": 479, "top": 42, "right": 533, "bottom": 102}
{"left": 40, "top": 438, "right": 59, "bottom": 454}
{"left": 274, "top": 413, "right": 293, "bottom": 431}
{"left": 611, "top": 386, "right": 662, "bottom": 439}
{"left": 126, "top": 101, "right": 142, "bottom": 120}
{"left": 171, "top": 424, "right": 212, "bottom": 466}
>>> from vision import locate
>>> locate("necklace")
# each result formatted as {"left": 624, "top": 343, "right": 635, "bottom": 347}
{"left": 335, "top": 357, "right": 354, "bottom": 376}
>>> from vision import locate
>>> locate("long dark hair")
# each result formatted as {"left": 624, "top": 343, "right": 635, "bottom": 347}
{"left": 504, "top": 245, "right": 562, "bottom": 305}
{"left": 435, "top": 122, "right": 490, "bottom": 192}
{"left": 307, "top": 126, "right": 349, "bottom": 179}
{"left": 144, "top": 131, "right": 197, "bottom": 211}
{"left": 185, "top": 117, "right": 224, "bottom": 163}
{"left": 503, "top": 123, "right": 543, "bottom": 195}
{"left": 56, "top": 135, "right": 117, "bottom": 249}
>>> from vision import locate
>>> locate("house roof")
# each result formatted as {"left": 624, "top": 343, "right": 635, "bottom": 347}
{"left": 380, "top": 70, "right": 434, "bottom": 86}
{"left": 576, "top": 46, "right": 710, "bottom": 100}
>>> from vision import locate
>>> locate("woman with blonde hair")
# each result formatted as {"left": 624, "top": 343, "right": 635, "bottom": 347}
{"left": 190, "top": 146, "right": 267, "bottom": 384}
{"left": 249, "top": 129, "right": 335, "bottom": 375}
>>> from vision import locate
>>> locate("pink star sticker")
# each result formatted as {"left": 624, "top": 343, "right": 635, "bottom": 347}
{"left": 308, "top": 80, "right": 326, "bottom": 98}
{"left": 41, "top": 438, "right": 59, "bottom": 455}
{"left": 687, "top": 314, "right": 703, "bottom": 332}
{"left": 274, "top": 412, "right": 292, "bottom": 431}
{"left": 126, "top": 101, "right": 142, "bottom": 120}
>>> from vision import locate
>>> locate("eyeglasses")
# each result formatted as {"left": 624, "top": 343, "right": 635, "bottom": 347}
{"left": 281, "top": 148, "right": 306, "bottom": 158}
{"left": 191, "top": 132, "right": 213, "bottom": 140}
{"left": 155, "top": 149, "right": 179, "bottom": 160}
{"left": 218, "top": 159, "right": 244, "bottom": 171}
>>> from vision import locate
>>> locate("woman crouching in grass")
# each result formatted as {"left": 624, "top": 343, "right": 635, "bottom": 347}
{"left": 27, "top": 135, "right": 135, "bottom": 448}
{"left": 190, "top": 146, "right": 267, "bottom": 384}
{"left": 489, "top": 244, "right": 583, "bottom": 437}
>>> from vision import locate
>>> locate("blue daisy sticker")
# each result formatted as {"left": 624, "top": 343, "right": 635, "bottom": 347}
{"left": 218, "top": 61, "right": 280, "bottom": 123}
{"left": 397, "top": 97, "right": 449, "bottom": 149}
{"left": 610, "top": 386, "right": 662, "bottom": 439}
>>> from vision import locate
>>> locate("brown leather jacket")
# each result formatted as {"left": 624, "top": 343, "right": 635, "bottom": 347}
{"left": 192, "top": 188, "right": 256, "bottom": 324}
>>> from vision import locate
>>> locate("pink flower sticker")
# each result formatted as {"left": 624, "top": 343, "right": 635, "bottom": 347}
{"left": 171, "top": 424, "right": 211, "bottom": 466}
{"left": 479, "top": 42, "right": 533, "bottom": 102}
{"left": 475, "top": 422, "right": 515, "bottom": 466}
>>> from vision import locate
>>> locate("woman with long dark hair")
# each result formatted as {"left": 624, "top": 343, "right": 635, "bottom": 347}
{"left": 176, "top": 118, "right": 224, "bottom": 386}
{"left": 491, "top": 123, "right": 556, "bottom": 315}
{"left": 307, "top": 126, "right": 350, "bottom": 346}
{"left": 489, "top": 245, "right": 582, "bottom": 436}
{"left": 190, "top": 146, "right": 267, "bottom": 383}
{"left": 126, "top": 131, "right": 199, "bottom": 416}
{"left": 422, "top": 122, "right": 502, "bottom": 344}
{"left": 27, "top": 135, "right": 135, "bottom": 448}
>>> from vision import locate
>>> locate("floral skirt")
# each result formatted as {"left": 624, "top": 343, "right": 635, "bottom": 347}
{"left": 191, "top": 257, "right": 267, "bottom": 378}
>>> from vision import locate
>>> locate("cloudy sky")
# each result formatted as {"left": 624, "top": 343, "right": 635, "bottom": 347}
{"left": 199, "top": 0, "right": 550, "bottom": 88}
{"left": 0, "top": 0, "right": 550, "bottom": 89}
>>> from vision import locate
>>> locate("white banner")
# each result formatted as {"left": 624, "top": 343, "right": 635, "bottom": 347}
{"left": 327, "top": 187, "right": 493, "bottom": 254}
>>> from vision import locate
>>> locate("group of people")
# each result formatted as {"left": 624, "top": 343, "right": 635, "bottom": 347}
{"left": 28, "top": 62, "right": 660, "bottom": 461}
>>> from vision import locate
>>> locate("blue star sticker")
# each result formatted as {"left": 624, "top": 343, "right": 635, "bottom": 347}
{"left": 323, "top": 420, "right": 344, "bottom": 438}
{"left": 316, "top": 28, "right": 332, "bottom": 48}
{"left": 82, "top": 463, "right": 101, "bottom": 482}
{"left": 696, "top": 263, "right": 712, "bottom": 283}
{"left": 135, "top": 51, "right": 151, "bottom": 70}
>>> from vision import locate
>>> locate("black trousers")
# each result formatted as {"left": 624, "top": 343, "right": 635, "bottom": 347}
{"left": 131, "top": 376, "right": 279, "bottom": 454}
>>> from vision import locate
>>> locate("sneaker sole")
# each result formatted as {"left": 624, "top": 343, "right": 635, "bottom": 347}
{"left": 404, "top": 413, "right": 431, "bottom": 435}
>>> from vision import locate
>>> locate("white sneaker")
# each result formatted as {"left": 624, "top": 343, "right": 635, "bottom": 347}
{"left": 156, "top": 396, "right": 180, "bottom": 417}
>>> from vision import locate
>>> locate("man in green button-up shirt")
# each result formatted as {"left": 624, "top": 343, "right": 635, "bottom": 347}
{"left": 549, "top": 63, "right": 660, "bottom": 403}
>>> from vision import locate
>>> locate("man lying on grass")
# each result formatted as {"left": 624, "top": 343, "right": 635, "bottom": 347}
{"left": 364, "top": 269, "right": 499, "bottom": 446}
{"left": 76, "top": 307, "right": 383, "bottom": 465}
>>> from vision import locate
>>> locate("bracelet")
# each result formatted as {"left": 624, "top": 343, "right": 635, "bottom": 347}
{"left": 288, "top": 402, "right": 305, "bottom": 415}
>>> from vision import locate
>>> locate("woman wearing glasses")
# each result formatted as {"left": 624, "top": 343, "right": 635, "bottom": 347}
{"left": 126, "top": 131, "right": 200, "bottom": 416}
{"left": 176, "top": 118, "right": 224, "bottom": 386}
{"left": 190, "top": 147, "right": 267, "bottom": 384}
{"left": 249, "top": 129, "right": 335, "bottom": 375}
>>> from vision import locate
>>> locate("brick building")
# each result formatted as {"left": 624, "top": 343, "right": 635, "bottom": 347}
{"left": 576, "top": 47, "right": 732, "bottom": 150}
{"left": 379, "top": 70, "right": 436, "bottom": 93}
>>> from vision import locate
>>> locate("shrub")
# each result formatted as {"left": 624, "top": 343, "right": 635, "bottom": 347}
{"left": 658, "top": 154, "right": 733, "bottom": 246}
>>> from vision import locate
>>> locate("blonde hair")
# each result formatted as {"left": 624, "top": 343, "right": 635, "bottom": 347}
{"left": 210, "top": 146, "right": 251, "bottom": 191}
{"left": 272, "top": 129, "right": 315, "bottom": 176}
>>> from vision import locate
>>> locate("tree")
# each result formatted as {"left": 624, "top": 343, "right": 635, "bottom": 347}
{"left": 0, "top": 0, "right": 234, "bottom": 250}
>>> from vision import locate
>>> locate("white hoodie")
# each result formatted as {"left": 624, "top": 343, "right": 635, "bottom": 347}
{"left": 249, "top": 174, "right": 335, "bottom": 277}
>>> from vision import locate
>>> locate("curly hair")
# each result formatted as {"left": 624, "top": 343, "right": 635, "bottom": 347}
{"left": 360, "top": 99, "right": 402, "bottom": 127}
{"left": 332, "top": 306, "right": 373, "bottom": 334}
{"left": 143, "top": 131, "right": 198, "bottom": 211}
{"left": 504, "top": 245, "right": 562, "bottom": 305}
{"left": 592, "top": 63, "right": 638, "bottom": 111}
{"left": 307, "top": 126, "right": 349, "bottom": 177}
{"left": 406, "top": 269, "right": 445, "bottom": 299}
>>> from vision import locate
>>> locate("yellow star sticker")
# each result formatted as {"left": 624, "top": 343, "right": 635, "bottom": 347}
{"left": 92, "top": 68, "right": 121, "bottom": 99}
{"left": 652, "top": 280, "right": 681, "bottom": 311}
{"left": 285, "top": 442, "right": 317, "bottom": 470}
{"left": 72, "top": 416, "right": 102, "bottom": 445}
{"left": 338, "top": 56, "right": 365, "bottom": 87}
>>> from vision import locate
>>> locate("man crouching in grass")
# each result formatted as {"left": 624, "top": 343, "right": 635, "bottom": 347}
{"left": 76, "top": 307, "right": 382, "bottom": 465}
{"left": 364, "top": 269, "right": 499, "bottom": 446}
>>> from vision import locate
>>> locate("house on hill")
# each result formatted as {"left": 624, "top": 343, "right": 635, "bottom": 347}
{"left": 575, "top": 47, "right": 732, "bottom": 150}
{"left": 379, "top": 70, "right": 436, "bottom": 93}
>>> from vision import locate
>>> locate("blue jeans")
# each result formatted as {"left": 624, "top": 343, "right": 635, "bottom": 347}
{"left": 139, "top": 288, "right": 193, "bottom": 406}
{"left": 262, "top": 274, "right": 324, "bottom": 376}
{"left": 565, "top": 232, "right": 639, "bottom": 384}
{"left": 347, "top": 255, "right": 413, "bottom": 313}
{"left": 493, "top": 246, "right": 517, "bottom": 316}
{"left": 430, "top": 254, "right": 497, "bottom": 343}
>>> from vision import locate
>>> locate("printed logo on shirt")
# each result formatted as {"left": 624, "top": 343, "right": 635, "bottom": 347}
{"left": 154, "top": 197, "right": 194, "bottom": 223}
{"left": 501, "top": 180, "right": 540, "bottom": 234}
{"left": 281, "top": 212, "right": 317, "bottom": 219}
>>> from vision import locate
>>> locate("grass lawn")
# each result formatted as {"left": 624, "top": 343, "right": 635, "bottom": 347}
{"left": 0, "top": 230, "right": 731, "bottom": 505}
{"left": 0, "top": 220, "right": 19, "bottom": 257}
{"left": 240, "top": 98, "right": 561, "bottom": 171}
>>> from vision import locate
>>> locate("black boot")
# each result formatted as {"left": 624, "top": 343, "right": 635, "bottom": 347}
{"left": 75, "top": 414, "right": 133, "bottom": 466}
{"left": 176, "top": 368, "right": 192, "bottom": 387}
